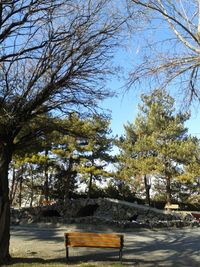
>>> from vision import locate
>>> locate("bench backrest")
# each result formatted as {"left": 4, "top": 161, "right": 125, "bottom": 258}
{"left": 165, "top": 204, "right": 179, "bottom": 210}
{"left": 64, "top": 232, "right": 123, "bottom": 248}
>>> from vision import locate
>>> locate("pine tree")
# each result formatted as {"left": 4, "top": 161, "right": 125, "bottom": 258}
{"left": 76, "top": 115, "right": 113, "bottom": 198}
{"left": 117, "top": 89, "right": 198, "bottom": 205}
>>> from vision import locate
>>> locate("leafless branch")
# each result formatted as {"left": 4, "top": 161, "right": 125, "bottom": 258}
{"left": 0, "top": 0, "right": 126, "bottom": 145}
{"left": 128, "top": 0, "right": 200, "bottom": 104}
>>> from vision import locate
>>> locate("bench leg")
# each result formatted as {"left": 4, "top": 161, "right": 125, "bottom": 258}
{"left": 119, "top": 247, "right": 123, "bottom": 262}
{"left": 66, "top": 246, "right": 69, "bottom": 260}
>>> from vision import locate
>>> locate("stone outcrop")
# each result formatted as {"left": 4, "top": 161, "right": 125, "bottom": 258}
{"left": 11, "top": 198, "right": 198, "bottom": 228}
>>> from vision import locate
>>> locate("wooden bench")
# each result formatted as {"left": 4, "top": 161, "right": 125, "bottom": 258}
{"left": 64, "top": 232, "right": 124, "bottom": 261}
{"left": 164, "top": 204, "right": 179, "bottom": 210}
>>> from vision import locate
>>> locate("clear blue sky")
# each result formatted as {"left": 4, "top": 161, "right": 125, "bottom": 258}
{"left": 99, "top": 8, "right": 200, "bottom": 140}
{"left": 101, "top": 76, "right": 200, "bottom": 139}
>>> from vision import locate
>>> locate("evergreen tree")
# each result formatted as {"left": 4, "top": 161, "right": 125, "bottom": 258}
{"left": 77, "top": 115, "right": 113, "bottom": 198}
{"left": 178, "top": 144, "right": 200, "bottom": 204}
{"left": 117, "top": 89, "right": 198, "bottom": 205}
{"left": 50, "top": 114, "right": 113, "bottom": 200}
{"left": 9, "top": 114, "right": 114, "bottom": 203}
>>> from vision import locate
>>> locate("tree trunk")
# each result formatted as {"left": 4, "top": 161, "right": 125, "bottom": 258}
{"left": 44, "top": 148, "right": 49, "bottom": 201}
{"left": 144, "top": 174, "right": 151, "bottom": 206}
{"left": 64, "top": 157, "right": 73, "bottom": 202}
{"left": 9, "top": 166, "right": 16, "bottom": 206}
{"left": 63, "top": 174, "right": 71, "bottom": 203}
{"left": 166, "top": 177, "right": 171, "bottom": 205}
{"left": 30, "top": 165, "right": 34, "bottom": 208}
{"left": 10, "top": 170, "right": 19, "bottom": 207}
{"left": 0, "top": 143, "right": 12, "bottom": 264}
{"left": 19, "top": 166, "right": 23, "bottom": 208}
{"left": 87, "top": 173, "right": 93, "bottom": 199}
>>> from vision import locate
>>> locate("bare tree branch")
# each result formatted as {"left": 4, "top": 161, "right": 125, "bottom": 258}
{"left": 0, "top": 0, "right": 126, "bottom": 138}
{"left": 128, "top": 0, "right": 200, "bottom": 104}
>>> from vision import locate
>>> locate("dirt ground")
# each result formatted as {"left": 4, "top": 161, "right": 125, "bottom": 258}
{"left": 10, "top": 223, "right": 200, "bottom": 267}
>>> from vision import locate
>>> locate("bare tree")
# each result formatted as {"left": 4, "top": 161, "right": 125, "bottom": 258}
{"left": 128, "top": 0, "right": 200, "bottom": 104}
{"left": 0, "top": 0, "right": 126, "bottom": 262}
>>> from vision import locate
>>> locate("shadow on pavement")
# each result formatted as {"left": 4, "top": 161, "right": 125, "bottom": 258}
{"left": 10, "top": 224, "right": 200, "bottom": 266}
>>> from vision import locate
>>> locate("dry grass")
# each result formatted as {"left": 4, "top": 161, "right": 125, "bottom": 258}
{"left": 7, "top": 261, "right": 124, "bottom": 267}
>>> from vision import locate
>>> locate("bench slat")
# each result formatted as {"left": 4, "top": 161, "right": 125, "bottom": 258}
{"left": 67, "top": 242, "right": 121, "bottom": 248}
{"left": 164, "top": 204, "right": 179, "bottom": 210}
{"left": 65, "top": 232, "right": 121, "bottom": 238}
{"left": 66, "top": 237, "right": 121, "bottom": 247}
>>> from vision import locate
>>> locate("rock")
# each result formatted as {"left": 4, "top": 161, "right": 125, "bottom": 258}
{"left": 11, "top": 198, "right": 194, "bottom": 229}
{"left": 76, "top": 204, "right": 99, "bottom": 217}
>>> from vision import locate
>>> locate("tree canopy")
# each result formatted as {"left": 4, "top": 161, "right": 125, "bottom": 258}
{"left": 0, "top": 0, "right": 126, "bottom": 262}
{"left": 117, "top": 89, "right": 199, "bottom": 204}
{"left": 128, "top": 0, "right": 200, "bottom": 104}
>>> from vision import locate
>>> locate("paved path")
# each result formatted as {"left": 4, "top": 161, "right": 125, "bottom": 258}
{"left": 10, "top": 224, "right": 200, "bottom": 266}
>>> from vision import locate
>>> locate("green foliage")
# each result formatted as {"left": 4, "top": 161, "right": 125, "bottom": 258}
{"left": 117, "top": 89, "right": 199, "bottom": 204}
{"left": 105, "top": 178, "right": 136, "bottom": 201}
{"left": 10, "top": 113, "right": 114, "bottom": 204}
{"left": 75, "top": 115, "right": 114, "bottom": 197}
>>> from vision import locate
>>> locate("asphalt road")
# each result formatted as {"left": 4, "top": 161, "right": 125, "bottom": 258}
{"left": 10, "top": 224, "right": 200, "bottom": 267}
